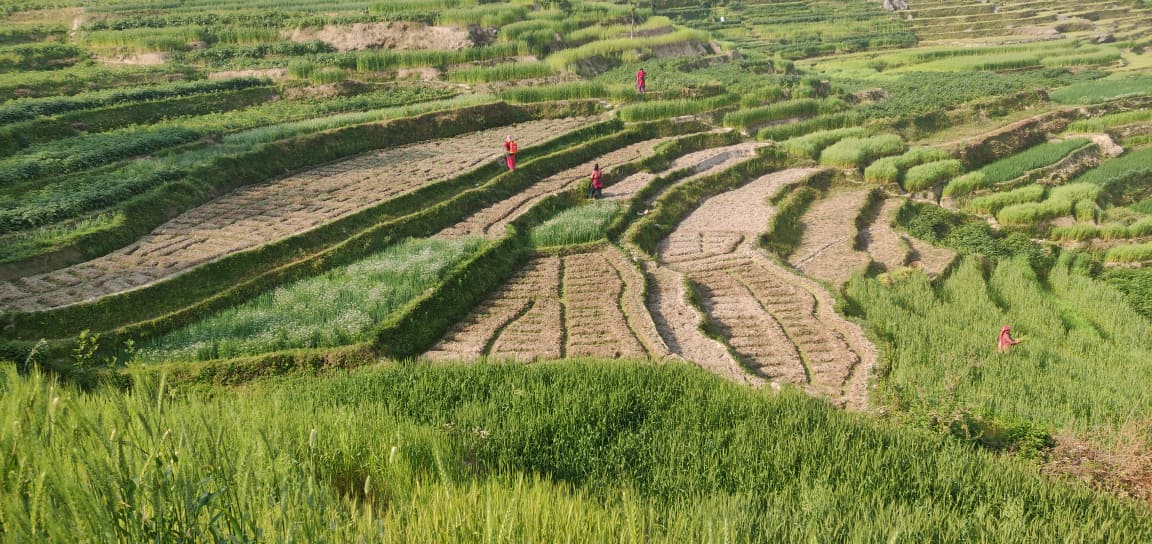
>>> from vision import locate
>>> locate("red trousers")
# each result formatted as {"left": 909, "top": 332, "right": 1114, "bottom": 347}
{"left": 506, "top": 154, "right": 516, "bottom": 170}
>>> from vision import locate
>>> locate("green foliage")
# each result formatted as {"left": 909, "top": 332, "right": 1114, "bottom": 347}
{"left": 1106, "top": 242, "right": 1152, "bottom": 264}
{"left": 617, "top": 94, "right": 736, "bottom": 122}
{"left": 446, "top": 61, "right": 555, "bottom": 83}
{"left": 847, "top": 254, "right": 1152, "bottom": 436}
{"left": 996, "top": 184, "right": 1100, "bottom": 227}
{"left": 544, "top": 29, "right": 710, "bottom": 70}
{"left": 1103, "top": 267, "right": 1152, "bottom": 319}
{"left": 856, "top": 70, "right": 1091, "bottom": 119}
{"left": 902, "top": 159, "right": 962, "bottom": 192}
{"left": 1050, "top": 75, "right": 1152, "bottom": 104}
{"left": 944, "top": 138, "right": 1092, "bottom": 197}
{"left": 965, "top": 185, "right": 1046, "bottom": 215}
{"left": 756, "top": 111, "right": 865, "bottom": 141}
{"left": 6, "top": 363, "right": 1152, "bottom": 541}
{"left": 818, "top": 134, "right": 905, "bottom": 169}
{"left": 356, "top": 43, "right": 526, "bottom": 72}
{"left": 721, "top": 98, "right": 831, "bottom": 132}
{"left": 500, "top": 82, "right": 611, "bottom": 103}
{"left": 1066, "top": 109, "right": 1152, "bottom": 133}
{"left": 1071, "top": 147, "right": 1152, "bottom": 188}
{"left": 897, "top": 201, "right": 1052, "bottom": 271}
{"left": 0, "top": 43, "right": 85, "bottom": 72}
{"left": 531, "top": 201, "right": 619, "bottom": 247}
{"left": 140, "top": 238, "right": 486, "bottom": 362}
{"left": 762, "top": 185, "right": 820, "bottom": 258}
{"left": 863, "top": 146, "right": 950, "bottom": 185}
{"left": 779, "top": 127, "right": 868, "bottom": 160}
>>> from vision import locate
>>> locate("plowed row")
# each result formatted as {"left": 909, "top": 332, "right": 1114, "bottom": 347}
{"left": 653, "top": 168, "right": 876, "bottom": 408}
{"left": 788, "top": 189, "right": 873, "bottom": 287}
{"left": 426, "top": 245, "right": 667, "bottom": 360}
{"left": 0, "top": 117, "right": 596, "bottom": 313}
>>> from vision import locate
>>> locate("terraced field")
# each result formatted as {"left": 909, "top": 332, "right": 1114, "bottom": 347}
{"left": 654, "top": 168, "right": 876, "bottom": 408}
{"left": 427, "top": 245, "right": 667, "bottom": 360}
{"left": 0, "top": 116, "right": 596, "bottom": 313}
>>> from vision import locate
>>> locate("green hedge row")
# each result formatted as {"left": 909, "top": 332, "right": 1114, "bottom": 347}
{"left": 4, "top": 114, "right": 630, "bottom": 341}
{"left": 625, "top": 150, "right": 791, "bottom": 256}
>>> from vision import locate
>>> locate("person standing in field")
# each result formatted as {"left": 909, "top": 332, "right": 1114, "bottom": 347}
{"left": 636, "top": 67, "right": 646, "bottom": 94}
{"left": 504, "top": 135, "right": 518, "bottom": 170}
{"left": 589, "top": 163, "right": 603, "bottom": 199}
{"left": 998, "top": 325, "right": 1021, "bottom": 353}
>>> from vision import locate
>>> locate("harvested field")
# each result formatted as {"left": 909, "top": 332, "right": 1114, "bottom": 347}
{"left": 654, "top": 168, "right": 876, "bottom": 408}
{"left": 435, "top": 137, "right": 673, "bottom": 238}
{"left": 426, "top": 245, "right": 668, "bottom": 361}
{"left": 788, "top": 189, "right": 874, "bottom": 287}
{"left": 0, "top": 117, "right": 596, "bottom": 314}
{"left": 606, "top": 142, "right": 769, "bottom": 203}
{"left": 859, "top": 197, "right": 912, "bottom": 273}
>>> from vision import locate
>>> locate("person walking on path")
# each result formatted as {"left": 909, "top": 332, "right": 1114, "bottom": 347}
{"left": 636, "top": 68, "right": 646, "bottom": 94}
{"left": 998, "top": 325, "right": 1021, "bottom": 353}
{"left": 504, "top": 135, "right": 518, "bottom": 171}
{"left": 589, "top": 163, "right": 603, "bottom": 199}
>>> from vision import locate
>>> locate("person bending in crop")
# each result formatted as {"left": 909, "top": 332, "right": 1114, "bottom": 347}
{"left": 504, "top": 135, "right": 518, "bottom": 170}
{"left": 589, "top": 163, "right": 603, "bottom": 199}
{"left": 636, "top": 68, "right": 646, "bottom": 94}
{"left": 998, "top": 325, "right": 1021, "bottom": 353}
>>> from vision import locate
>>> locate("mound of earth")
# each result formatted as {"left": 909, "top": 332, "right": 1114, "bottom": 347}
{"left": 285, "top": 22, "right": 472, "bottom": 52}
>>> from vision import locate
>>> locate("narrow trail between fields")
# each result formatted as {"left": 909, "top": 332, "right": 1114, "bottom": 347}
{"left": 0, "top": 117, "right": 597, "bottom": 314}
{"left": 650, "top": 168, "right": 877, "bottom": 409}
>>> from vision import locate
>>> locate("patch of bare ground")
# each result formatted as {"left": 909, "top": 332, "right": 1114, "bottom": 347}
{"left": 94, "top": 52, "right": 167, "bottom": 66}
{"left": 435, "top": 137, "right": 674, "bottom": 239}
{"left": 788, "top": 189, "right": 874, "bottom": 287}
{"left": 209, "top": 68, "right": 288, "bottom": 81}
{"left": 0, "top": 117, "right": 598, "bottom": 314}
{"left": 1045, "top": 427, "right": 1152, "bottom": 504}
{"left": 285, "top": 22, "right": 472, "bottom": 52}
{"left": 859, "top": 197, "right": 911, "bottom": 272}
{"left": 650, "top": 168, "right": 877, "bottom": 408}
{"left": 426, "top": 245, "right": 667, "bottom": 361}
{"left": 905, "top": 234, "right": 958, "bottom": 279}
{"left": 604, "top": 141, "right": 769, "bottom": 204}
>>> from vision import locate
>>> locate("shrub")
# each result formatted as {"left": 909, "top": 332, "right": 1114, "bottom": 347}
{"left": 864, "top": 147, "right": 951, "bottom": 185}
{"left": 1050, "top": 223, "right": 1100, "bottom": 241}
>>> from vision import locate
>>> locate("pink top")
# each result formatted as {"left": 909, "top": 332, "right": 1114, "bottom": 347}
{"left": 998, "top": 326, "right": 1019, "bottom": 351}
{"left": 591, "top": 169, "right": 603, "bottom": 188}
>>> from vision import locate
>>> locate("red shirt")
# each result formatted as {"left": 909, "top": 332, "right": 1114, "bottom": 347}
{"left": 637, "top": 70, "right": 645, "bottom": 84}
{"left": 591, "top": 170, "right": 603, "bottom": 188}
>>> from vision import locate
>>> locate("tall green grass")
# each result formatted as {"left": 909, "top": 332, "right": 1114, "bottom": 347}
{"left": 530, "top": 200, "right": 619, "bottom": 247}
{"left": 139, "top": 237, "right": 486, "bottom": 362}
{"left": 996, "top": 183, "right": 1100, "bottom": 226}
{"left": 902, "top": 159, "right": 963, "bottom": 192}
{"left": 943, "top": 138, "right": 1092, "bottom": 197}
{"left": 446, "top": 61, "right": 555, "bottom": 83}
{"left": 1049, "top": 75, "right": 1152, "bottom": 104}
{"left": 5, "top": 362, "right": 1152, "bottom": 542}
{"left": 721, "top": 98, "right": 837, "bottom": 132}
{"left": 1070, "top": 147, "right": 1152, "bottom": 187}
{"left": 1106, "top": 242, "right": 1152, "bottom": 263}
{"left": 863, "top": 147, "right": 951, "bottom": 185}
{"left": 544, "top": 29, "right": 710, "bottom": 70}
{"left": 818, "top": 134, "right": 905, "bottom": 169}
{"left": 1065, "top": 109, "right": 1152, "bottom": 133}
{"left": 847, "top": 254, "right": 1152, "bottom": 437}
{"left": 617, "top": 94, "right": 737, "bottom": 122}
{"left": 965, "top": 184, "right": 1046, "bottom": 215}
{"left": 779, "top": 127, "right": 868, "bottom": 160}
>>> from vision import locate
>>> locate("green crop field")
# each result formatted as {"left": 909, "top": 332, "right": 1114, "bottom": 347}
{"left": 5, "top": 0, "right": 1152, "bottom": 538}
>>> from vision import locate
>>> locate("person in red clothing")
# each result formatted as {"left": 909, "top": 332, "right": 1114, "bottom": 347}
{"left": 589, "top": 163, "right": 603, "bottom": 199}
{"left": 636, "top": 68, "right": 646, "bottom": 93}
{"left": 503, "top": 135, "right": 518, "bottom": 170}
{"left": 998, "top": 325, "right": 1021, "bottom": 353}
